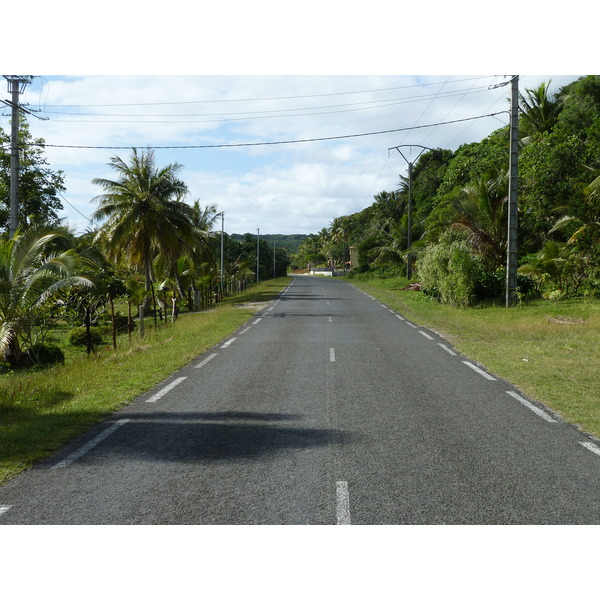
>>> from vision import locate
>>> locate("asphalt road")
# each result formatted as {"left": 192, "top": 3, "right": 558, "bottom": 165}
{"left": 1, "top": 275, "right": 600, "bottom": 524}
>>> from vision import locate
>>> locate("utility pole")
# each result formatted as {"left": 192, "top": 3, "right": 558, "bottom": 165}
{"left": 506, "top": 76, "right": 519, "bottom": 307}
{"left": 3, "top": 76, "right": 34, "bottom": 237}
{"left": 388, "top": 144, "right": 433, "bottom": 280}
{"left": 219, "top": 212, "right": 225, "bottom": 296}
{"left": 273, "top": 241, "right": 276, "bottom": 278}
{"left": 256, "top": 228, "right": 260, "bottom": 283}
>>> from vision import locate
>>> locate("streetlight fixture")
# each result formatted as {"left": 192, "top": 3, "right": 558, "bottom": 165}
{"left": 388, "top": 144, "right": 434, "bottom": 280}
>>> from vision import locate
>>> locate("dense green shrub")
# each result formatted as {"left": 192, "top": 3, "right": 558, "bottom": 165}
{"left": 68, "top": 326, "right": 103, "bottom": 347}
{"left": 27, "top": 343, "right": 65, "bottom": 366}
{"left": 417, "top": 231, "right": 485, "bottom": 307}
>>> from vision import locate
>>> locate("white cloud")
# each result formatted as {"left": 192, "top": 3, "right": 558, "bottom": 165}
{"left": 3, "top": 74, "right": 583, "bottom": 236}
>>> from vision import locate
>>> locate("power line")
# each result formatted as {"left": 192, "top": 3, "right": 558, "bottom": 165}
{"left": 36, "top": 76, "right": 490, "bottom": 109}
{"left": 25, "top": 111, "right": 508, "bottom": 151}
{"left": 40, "top": 86, "right": 494, "bottom": 120}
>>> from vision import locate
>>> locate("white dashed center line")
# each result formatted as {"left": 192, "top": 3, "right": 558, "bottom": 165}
{"left": 336, "top": 481, "right": 351, "bottom": 525}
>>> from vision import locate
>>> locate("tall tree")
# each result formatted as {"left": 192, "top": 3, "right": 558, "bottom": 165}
{"left": 91, "top": 149, "right": 192, "bottom": 303}
{"left": 0, "top": 120, "right": 65, "bottom": 232}
{"left": 450, "top": 171, "right": 508, "bottom": 268}
{"left": 519, "top": 80, "right": 563, "bottom": 137}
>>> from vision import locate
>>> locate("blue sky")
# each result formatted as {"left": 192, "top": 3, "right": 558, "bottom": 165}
{"left": 4, "top": 74, "right": 581, "bottom": 237}
{"left": 2, "top": 2, "right": 593, "bottom": 237}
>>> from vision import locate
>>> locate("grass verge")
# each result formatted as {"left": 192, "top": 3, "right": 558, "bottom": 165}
{"left": 344, "top": 275, "right": 600, "bottom": 440}
{"left": 0, "top": 277, "right": 290, "bottom": 484}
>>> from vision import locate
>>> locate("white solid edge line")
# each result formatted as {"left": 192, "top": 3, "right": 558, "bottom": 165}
{"left": 419, "top": 331, "right": 434, "bottom": 340}
{"left": 52, "top": 419, "right": 131, "bottom": 469}
{"left": 336, "top": 481, "right": 351, "bottom": 525}
{"left": 194, "top": 353, "right": 218, "bottom": 369}
{"left": 462, "top": 361, "right": 497, "bottom": 381}
{"left": 145, "top": 376, "right": 187, "bottom": 403}
{"left": 329, "top": 348, "right": 336, "bottom": 362}
{"left": 438, "top": 343, "right": 457, "bottom": 356}
{"left": 505, "top": 391, "right": 557, "bottom": 423}
{"left": 0, "top": 505, "right": 11, "bottom": 517}
{"left": 579, "top": 441, "right": 600, "bottom": 457}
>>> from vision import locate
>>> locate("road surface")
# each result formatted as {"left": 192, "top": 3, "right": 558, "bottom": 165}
{"left": 1, "top": 276, "right": 600, "bottom": 524}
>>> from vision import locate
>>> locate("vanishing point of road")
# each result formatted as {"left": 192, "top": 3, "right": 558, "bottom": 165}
{"left": 1, "top": 276, "right": 600, "bottom": 524}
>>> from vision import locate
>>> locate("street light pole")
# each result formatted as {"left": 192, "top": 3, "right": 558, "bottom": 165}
{"left": 389, "top": 144, "right": 433, "bottom": 280}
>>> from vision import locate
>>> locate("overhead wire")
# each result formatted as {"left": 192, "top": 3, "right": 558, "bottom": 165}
{"left": 35, "top": 76, "right": 489, "bottom": 109}
{"left": 23, "top": 111, "right": 509, "bottom": 151}
{"left": 419, "top": 76, "right": 482, "bottom": 147}
{"left": 40, "top": 87, "right": 494, "bottom": 124}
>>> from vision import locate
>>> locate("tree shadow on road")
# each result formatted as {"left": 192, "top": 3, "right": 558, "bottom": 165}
{"left": 73, "top": 410, "right": 358, "bottom": 465}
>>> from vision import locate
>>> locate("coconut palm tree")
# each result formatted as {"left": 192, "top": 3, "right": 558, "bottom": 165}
{"left": 550, "top": 166, "right": 600, "bottom": 244}
{"left": 451, "top": 171, "right": 508, "bottom": 268}
{"left": 0, "top": 227, "right": 92, "bottom": 366}
{"left": 91, "top": 149, "right": 193, "bottom": 305}
{"left": 519, "top": 80, "right": 563, "bottom": 137}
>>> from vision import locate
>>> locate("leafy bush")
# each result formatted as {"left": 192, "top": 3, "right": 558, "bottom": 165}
{"left": 474, "top": 268, "right": 505, "bottom": 300}
{"left": 27, "top": 343, "right": 65, "bottom": 366}
{"left": 68, "top": 326, "right": 103, "bottom": 347}
{"left": 417, "top": 231, "right": 485, "bottom": 307}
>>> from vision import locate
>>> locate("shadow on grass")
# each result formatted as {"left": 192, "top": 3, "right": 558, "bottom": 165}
{"left": 1, "top": 402, "right": 113, "bottom": 482}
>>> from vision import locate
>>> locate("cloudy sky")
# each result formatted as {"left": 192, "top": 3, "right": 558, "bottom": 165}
{"left": 4, "top": 73, "right": 580, "bottom": 237}
{"left": 2, "top": 2, "right": 591, "bottom": 239}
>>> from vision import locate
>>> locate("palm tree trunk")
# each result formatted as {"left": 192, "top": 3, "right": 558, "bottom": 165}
{"left": 128, "top": 301, "right": 133, "bottom": 342}
{"left": 144, "top": 254, "right": 153, "bottom": 309}
{"left": 4, "top": 335, "right": 29, "bottom": 368}
{"left": 109, "top": 294, "right": 117, "bottom": 350}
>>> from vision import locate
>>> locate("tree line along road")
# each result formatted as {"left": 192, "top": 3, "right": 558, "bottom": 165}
{"left": 1, "top": 275, "right": 600, "bottom": 524}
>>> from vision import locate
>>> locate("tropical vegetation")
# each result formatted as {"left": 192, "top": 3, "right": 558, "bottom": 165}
{"left": 0, "top": 141, "right": 291, "bottom": 370}
{"left": 293, "top": 76, "right": 600, "bottom": 307}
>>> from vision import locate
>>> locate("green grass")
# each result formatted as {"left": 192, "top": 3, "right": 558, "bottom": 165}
{"left": 0, "top": 277, "right": 291, "bottom": 484}
{"left": 345, "top": 275, "right": 600, "bottom": 440}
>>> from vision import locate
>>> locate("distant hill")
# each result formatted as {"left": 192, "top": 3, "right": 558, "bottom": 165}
{"left": 231, "top": 233, "right": 308, "bottom": 255}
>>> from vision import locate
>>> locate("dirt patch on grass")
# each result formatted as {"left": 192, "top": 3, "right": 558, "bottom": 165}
{"left": 233, "top": 302, "right": 269, "bottom": 312}
{"left": 548, "top": 316, "right": 585, "bottom": 325}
